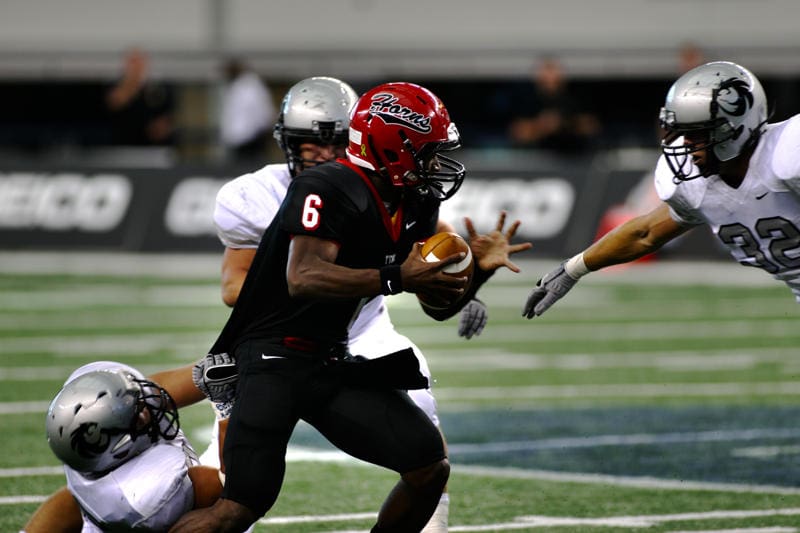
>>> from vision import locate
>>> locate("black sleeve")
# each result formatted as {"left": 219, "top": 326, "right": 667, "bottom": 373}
{"left": 279, "top": 174, "right": 359, "bottom": 242}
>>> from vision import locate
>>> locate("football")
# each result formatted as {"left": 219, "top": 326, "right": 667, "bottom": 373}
{"left": 417, "top": 232, "right": 474, "bottom": 309}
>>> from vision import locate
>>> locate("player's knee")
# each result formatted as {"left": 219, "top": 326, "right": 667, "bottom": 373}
{"left": 403, "top": 458, "right": 450, "bottom": 492}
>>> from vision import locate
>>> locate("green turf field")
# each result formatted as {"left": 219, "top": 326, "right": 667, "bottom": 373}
{"left": 2, "top": 255, "right": 799, "bottom": 532}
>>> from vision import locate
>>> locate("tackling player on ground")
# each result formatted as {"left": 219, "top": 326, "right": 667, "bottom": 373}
{"left": 25, "top": 361, "right": 223, "bottom": 533}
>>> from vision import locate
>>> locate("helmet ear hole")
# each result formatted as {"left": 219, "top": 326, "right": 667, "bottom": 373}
{"left": 383, "top": 149, "right": 400, "bottom": 163}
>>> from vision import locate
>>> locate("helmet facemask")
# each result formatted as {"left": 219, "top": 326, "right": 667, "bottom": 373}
{"left": 134, "top": 377, "right": 180, "bottom": 444}
{"left": 397, "top": 125, "right": 465, "bottom": 200}
{"left": 660, "top": 109, "right": 730, "bottom": 182}
{"left": 276, "top": 121, "right": 349, "bottom": 176}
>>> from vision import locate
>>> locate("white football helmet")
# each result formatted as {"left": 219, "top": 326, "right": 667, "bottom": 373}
{"left": 659, "top": 61, "right": 768, "bottom": 181}
{"left": 46, "top": 366, "right": 179, "bottom": 477}
{"left": 273, "top": 76, "right": 359, "bottom": 175}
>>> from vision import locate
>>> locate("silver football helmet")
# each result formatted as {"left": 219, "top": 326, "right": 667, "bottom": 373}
{"left": 273, "top": 76, "right": 359, "bottom": 175}
{"left": 659, "top": 61, "right": 768, "bottom": 181}
{"left": 46, "top": 367, "right": 179, "bottom": 477}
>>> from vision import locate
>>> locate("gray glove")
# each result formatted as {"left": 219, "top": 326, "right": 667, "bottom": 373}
{"left": 458, "top": 298, "right": 488, "bottom": 339}
{"left": 522, "top": 262, "right": 578, "bottom": 318}
{"left": 192, "top": 352, "right": 238, "bottom": 404}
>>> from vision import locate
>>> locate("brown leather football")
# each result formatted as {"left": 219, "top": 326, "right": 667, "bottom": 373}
{"left": 417, "top": 232, "right": 474, "bottom": 309}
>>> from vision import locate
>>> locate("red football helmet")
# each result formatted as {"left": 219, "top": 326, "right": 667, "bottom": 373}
{"left": 346, "top": 82, "right": 465, "bottom": 200}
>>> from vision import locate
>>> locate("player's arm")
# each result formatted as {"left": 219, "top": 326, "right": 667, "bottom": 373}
{"left": 220, "top": 247, "right": 257, "bottom": 307}
{"left": 582, "top": 203, "right": 689, "bottom": 270}
{"left": 22, "top": 486, "right": 82, "bottom": 533}
{"left": 187, "top": 466, "right": 224, "bottom": 509}
{"left": 523, "top": 203, "right": 691, "bottom": 318}
{"left": 286, "top": 235, "right": 467, "bottom": 301}
{"left": 148, "top": 364, "right": 205, "bottom": 408}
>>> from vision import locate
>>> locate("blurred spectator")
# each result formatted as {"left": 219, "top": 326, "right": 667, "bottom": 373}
{"left": 677, "top": 42, "right": 706, "bottom": 74}
{"left": 105, "top": 48, "right": 176, "bottom": 146}
{"left": 507, "top": 56, "right": 601, "bottom": 154}
{"left": 219, "top": 58, "right": 276, "bottom": 164}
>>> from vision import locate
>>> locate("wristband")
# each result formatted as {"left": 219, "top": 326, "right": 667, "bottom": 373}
{"left": 472, "top": 264, "right": 495, "bottom": 288}
{"left": 379, "top": 265, "right": 403, "bottom": 295}
{"left": 564, "top": 252, "right": 590, "bottom": 279}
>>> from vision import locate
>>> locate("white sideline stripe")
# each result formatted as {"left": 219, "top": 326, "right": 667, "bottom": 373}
{"left": 453, "top": 465, "right": 800, "bottom": 495}
{"left": 434, "top": 381, "right": 800, "bottom": 401}
{"left": 0, "top": 364, "right": 175, "bottom": 382}
{"left": 7, "top": 383, "right": 800, "bottom": 416}
{"left": 0, "top": 255, "right": 773, "bottom": 284}
{"left": 398, "top": 319, "right": 800, "bottom": 344}
{"left": 444, "top": 508, "right": 800, "bottom": 530}
{"left": 425, "top": 348, "right": 800, "bottom": 372}
{"left": 317, "top": 508, "right": 800, "bottom": 532}
{"left": 0, "top": 332, "right": 215, "bottom": 356}
{"left": 672, "top": 529, "right": 796, "bottom": 533}
{"left": 1, "top": 350, "right": 791, "bottom": 382}
{"left": 0, "top": 285, "right": 221, "bottom": 310}
{"left": 732, "top": 445, "right": 800, "bottom": 459}
{"left": 0, "top": 466, "right": 63, "bottom": 477}
{"left": 1, "top": 348, "right": 796, "bottom": 382}
{"left": 259, "top": 511, "right": 375, "bottom": 525}
{"left": 449, "top": 428, "right": 800, "bottom": 455}
{"left": 5, "top": 460, "right": 799, "bottom": 496}
{"left": 0, "top": 401, "right": 50, "bottom": 414}
{"left": 0, "top": 495, "right": 47, "bottom": 504}
{"left": 6, "top": 319, "right": 796, "bottom": 347}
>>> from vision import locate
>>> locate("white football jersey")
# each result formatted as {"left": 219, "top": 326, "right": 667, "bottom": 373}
{"left": 65, "top": 436, "right": 197, "bottom": 532}
{"left": 655, "top": 115, "right": 800, "bottom": 301}
{"left": 60, "top": 362, "right": 198, "bottom": 532}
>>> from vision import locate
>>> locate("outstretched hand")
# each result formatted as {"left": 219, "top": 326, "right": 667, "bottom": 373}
{"left": 465, "top": 211, "right": 533, "bottom": 273}
{"left": 522, "top": 262, "right": 578, "bottom": 318}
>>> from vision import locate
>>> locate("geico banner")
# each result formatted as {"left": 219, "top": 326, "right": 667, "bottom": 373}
{"left": 441, "top": 176, "right": 575, "bottom": 240}
{"left": 0, "top": 169, "right": 229, "bottom": 251}
{"left": 0, "top": 163, "right": 727, "bottom": 258}
{"left": 0, "top": 167, "right": 593, "bottom": 253}
{"left": 0, "top": 172, "right": 131, "bottom": 231}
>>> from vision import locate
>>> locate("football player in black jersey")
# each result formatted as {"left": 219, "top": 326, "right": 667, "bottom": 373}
{"left": 170, "top": 82, "right": 531, "bottom": 533}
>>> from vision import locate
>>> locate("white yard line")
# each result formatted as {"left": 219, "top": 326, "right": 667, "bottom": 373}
{"left": 317, "top": 507, "right": 800, "bottom": 532}
{"left": 0, "top": 401, "right": 50, "bottom": 414}
{"left": 0, "top": 254, "right": 776, "bottom": 287}
{"left": 433, "top": 381, "right": 800, "bottom": 401}
{"left": 4, "top": 348, "right": 798, "bottom": 381}
{"left": 453, "top": 465, "right": 800, "bottom": 495}
{"left": 0, "top": 332, "right": 215, "bottom": 356}
{"left": 448, "top": 428, "right": 800, "bottom": 455}
{"left": 398, "top": 319, "right": 800, "bottom": 343}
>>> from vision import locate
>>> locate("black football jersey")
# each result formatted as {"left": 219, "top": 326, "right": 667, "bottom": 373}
{"left": 211, "top": 160, "right": 440, "bottom": 356}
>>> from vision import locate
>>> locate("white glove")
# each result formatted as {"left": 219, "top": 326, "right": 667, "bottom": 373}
{"left": 192, "top": 352, "right": 238, "bottom": 404}
{"left": 522, "top": 262, "right": 578, "bottom": 318}
{"left": 458, "top": 298, "right": 488, "bottom": 339}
